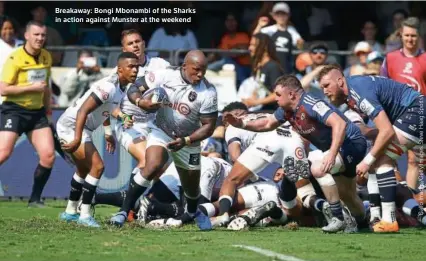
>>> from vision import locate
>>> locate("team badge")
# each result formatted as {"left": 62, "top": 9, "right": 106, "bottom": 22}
{"left": 188, "top": 91, "right": 197, "bottom": 102}
{"left": 148, "top": 72, "right": 155, "bottom": 82}
{"left": 295, "top": 147, "right": 304, "bottom": 159}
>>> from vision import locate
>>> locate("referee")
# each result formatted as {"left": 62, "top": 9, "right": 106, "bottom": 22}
{"left": 0, "top": 21, "right": 55, "bottom": 207}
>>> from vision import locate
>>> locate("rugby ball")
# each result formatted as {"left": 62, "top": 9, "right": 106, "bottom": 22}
{"left": 142, "top": 87, "right": 168, "bottom": 104}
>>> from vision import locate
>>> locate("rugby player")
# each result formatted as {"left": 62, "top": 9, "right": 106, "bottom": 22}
{"left": 226, "top": 75, "right": 367, "bottom": 233}
{"left": 57, "top": 52, "right": 139, "bottom": 227}
{"left": 0, "top": 21, "right": 54, "bottom": 207}
{"left": 111, "top": 29, "right": 170, "bottom": 175}
{"left": 380, "top": 17, "right": 426, "bottom": 198}
{"left": 318, "top": 65, "right": 425, "bottom": 232}
{"left": 110, "top": 50, "right": 218, "bottom": 229}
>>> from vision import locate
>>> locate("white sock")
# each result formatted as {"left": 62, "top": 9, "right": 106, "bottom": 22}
{"left": 370, "top": 206, "right": 381, "bottom": 221}
{"left": 65, "top": 200, "right": 79, "bottom": 215}
{"left": 381, "top": 202, "right": 396, "bottom": 223}
{"left": 80, "top": 204, "right": 92, "bottom": 219}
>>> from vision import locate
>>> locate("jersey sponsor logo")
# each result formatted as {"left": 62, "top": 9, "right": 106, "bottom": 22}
{"left": 359, "top": 99, "right": 375, "bottom": 116}
{"left": 256, "top": 146, "right": 274, "bottom": 157}
{"left": 27, "top": 69, "right": 47, "bottom": 82}
{"left": 295, "top": 147, "right": 304, "bottom": 159}
{"left": 298, "top": 126, "right": 316, "bottom": 135}
{"left": 253, "top": 185, "right": 263, "bottom": 201}
{"left": 188, "top": 91, "right": 197, "bottom": 102}
{"left": 402, "top": 62, "right": 413, "bottom": 74}
{"left": 276, "top": 128, "right": 292, "bottom": 137}
{"left": 163, "top": 101, "right": 192, "bottom": 116}
{"left": 96, "top": 86, "right": 109, "bottom": 101}
{"left": 312, "top": 101, "right": 330, "bottom": 117}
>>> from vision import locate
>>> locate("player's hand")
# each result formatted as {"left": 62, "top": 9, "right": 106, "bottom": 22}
{"left": 167, "top": 138, "right": 186, "bottom": 152}
{"left": 105, "top": 134, "right": 116, "bottom": 154}
{"left": 30, "top": 81, "right": 47, "bottom": 92}
{"left": 321, "top": 153, "right": 336, "bottom": 174}
{"left": 61, "top": 139, "right": 81, "bottom": 153}
{"left": 257, "top": 16, "right": 269, "bottom": 28}
{"left": 121, "top": 114, "right": 134, "bottom": 129}
{"left": 356, "top": 161, "right": 370, "bottom": 178}
{"left": 224, "top": 113, "right": 244, "bottom": 128}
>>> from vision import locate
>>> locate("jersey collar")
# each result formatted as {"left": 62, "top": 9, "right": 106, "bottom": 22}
{"left": 399, "top": 48, "right": 424, "bottom": 57}
{"left": 141, "top": 54, "right": 150, "bottom": 67}
{"left": 294, "top": 92, "right": 306, "bottom": 113}
{"left": 179, "top": 67, "right": 192, "bottom": 85}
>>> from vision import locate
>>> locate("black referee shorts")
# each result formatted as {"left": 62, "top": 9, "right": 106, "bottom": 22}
{"left": 0, "top": 101, "right": 49, "bottom": 136}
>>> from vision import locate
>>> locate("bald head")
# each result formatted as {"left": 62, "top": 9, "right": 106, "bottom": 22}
{"left": 184, "top": 50, "right": 207, "bottom": 66}
{"left": 182, "top": 50, "right": 207, "bottom": 85}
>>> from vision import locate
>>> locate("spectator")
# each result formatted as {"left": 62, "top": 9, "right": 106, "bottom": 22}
{"left": 253, "top": 2, "right": 304, "bottom": 73}
{"left": 31, "top": 6, "right": 64, "bottom": 65}
{"left": 385, "top": 9, "right": 408, "bottom": 53}
{"left": 57, "top": 50, "right": 104, "bottom": 107}
{"left": 240, "top": 33, "right": 283, "bottom": 111}
{"left": 147, "top": 20, "right": 198, "bottom": 61}
{"left": 207, "top": 13, "right": 251, "bottom": 88}
{"left": 344, "top": 41, "right": 372, "bottom": 77}
{"left": 363, "top": 51, "right": 384, "bottom": 76}
{"left": 361, "top": 20, "right": 384, "bottom": 52}
{"left": 0, "top": 17, "right": 23, "bottom": 48}
{"left": 297, "top": 42, "right": 329, "bottom": 99}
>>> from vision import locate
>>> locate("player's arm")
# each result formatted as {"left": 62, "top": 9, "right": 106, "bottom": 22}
{"left": 188, "top": 113, "right": 218, "bottom": 144}
{"left": 325, "top": 112, "right": 347, "bottom": 159}
{"left": 368, "top": 111, "right": 395, "bottom": 160}
{"left": 356, "top": 123, "right": 378, "bottom": 141}
{"left": 73, "top": 93, "right": 104, "bottom": 143}
{"left": 225, "top": 127, "right": 242, "bottom": 163}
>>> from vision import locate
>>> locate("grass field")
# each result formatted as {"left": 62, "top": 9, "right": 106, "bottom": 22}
{"left": 0, "top": 201, "right": 425, "bottom": 261}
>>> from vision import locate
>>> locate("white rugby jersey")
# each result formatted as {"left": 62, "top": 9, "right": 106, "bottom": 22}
{"left": 60, "top": 74, "right": 126, "bottom": 131}
{"left": 225, "top": 125, "right": 258, "bottom": 153}
{"left": 144, "top": 67, "right": 218, "bottom": 138}
{"left": 113, "top": 56, "right": 170, "bottom": 123}
{"left": 225, "top": 112, "right": 272, "bottom": 153}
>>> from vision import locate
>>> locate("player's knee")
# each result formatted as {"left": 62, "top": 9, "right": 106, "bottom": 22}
{"left": 310, "top": 163, "right": 324, "bottom": 178}
{"left": 91, "top": 161, "right": 105, "bottom": 177}
{"left": 39, "top": 149, "right": 55, "bottom": 167}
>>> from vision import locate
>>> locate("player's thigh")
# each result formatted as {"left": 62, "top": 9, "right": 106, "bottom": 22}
{"left": 0, "top": 131, "right": 19, "bottom": 160}
{"left": 145, "top": 126, "right": 172, "bottom": 177}
{"left": 238, "top": 181, "right": 280, "bottom": 209}
{"left": 27, "top": 126, "right": 55, "bottom": 165}
{"left": 173, "top": 147, "right": 202, "bottom": 195}
{"left": 116, "top": 122, "right": 148, "bottom": 160}
{"left": 235, "top": 145, "right": 273, "bottom": 182}
{"left": 309, "top": 150, "right": 345, "bottom": 177}
{"left": 128, "top": 140, "right": 147, "bottom": 166}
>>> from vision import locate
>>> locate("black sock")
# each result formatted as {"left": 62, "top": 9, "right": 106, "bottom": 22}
{"left": 150, "top": 200, "right": 183, "bottom": 218}
{"left": 279, "top": 176, "right": 297, "bottom": 202}
{"left": 185, "top": 194, "right": 200, "bottom": 214}
{"left": 218, "top": 196, "right": 232, "bottom": 215}
{"left": 369, "top": 193, "right": 381, "bottom": 208}
{"left": 29, "top": 164, "right": 52, "bottom": 202}
{"left": 68, "top": 176, "right": 83, "bottom": 201}
{"left": 120, "top": 179, "right": 148, "bottom": 214}
{"left": 377, "top": 170, "right": 397, "bottom": 202}
{"left": 82, "top": 181, "right": 97, "bottom": 205}
{"left": 94, "top": 191, "right": 126, "bottom": 207}
{"left": 330, "top": 201, "right": 344, "bottom": 221}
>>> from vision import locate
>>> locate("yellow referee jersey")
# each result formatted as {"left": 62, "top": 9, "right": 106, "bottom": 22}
{"left": 1, "top": 46, "right": 52, "bottom": 110}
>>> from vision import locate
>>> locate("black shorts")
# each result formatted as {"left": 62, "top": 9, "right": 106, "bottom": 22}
{"left": 0, "top": 102, "right": 49, "bottom": 136}
{"left": 394, "top": 95, "right": 425, "bottom": 144}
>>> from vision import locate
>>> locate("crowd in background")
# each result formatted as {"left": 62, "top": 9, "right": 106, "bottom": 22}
{"left": 0, "top": 1, "right": 425, "bottom": 109}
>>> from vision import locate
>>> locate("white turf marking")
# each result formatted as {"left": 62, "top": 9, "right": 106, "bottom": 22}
{"left": 233, "top": 245, "right": 307, "bottom": 261}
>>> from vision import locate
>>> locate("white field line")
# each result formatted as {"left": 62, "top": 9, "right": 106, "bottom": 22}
{"left": 233, "top": 245, "right": 308, "bottom": 261}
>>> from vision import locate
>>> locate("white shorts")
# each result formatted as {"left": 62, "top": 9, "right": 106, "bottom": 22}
{"left": 308, "top": 149, "right": 345, "bottom": 175}
{"left": 238, "top": 181, "right": 281, "bottom": 209}
{"left": 238, "top": 129, "right": 308, "bottom": 175}
{"left": 147, "top": 123, "right": 201, "bottom": 170}
{"left": 56, "top": 117, "right": 92, "bottom": 144}
{"left": 115, "top": 121, "right": 150, "bottom": 151}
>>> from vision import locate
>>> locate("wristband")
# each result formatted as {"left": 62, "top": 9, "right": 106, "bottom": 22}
{"left": 135, "top": 98, "right": 141, "bottom": 107}
{"left": 363, "top": 153, "right": 376, "bottom": 166}
{"left": 241, "top": 119, "right": 247, "bottom": 128}
{"left": 104, "top": 125, "right": 113, "bottom": 136}
{"left": 184, "top": 136, "right": 192, "bottom": 145}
